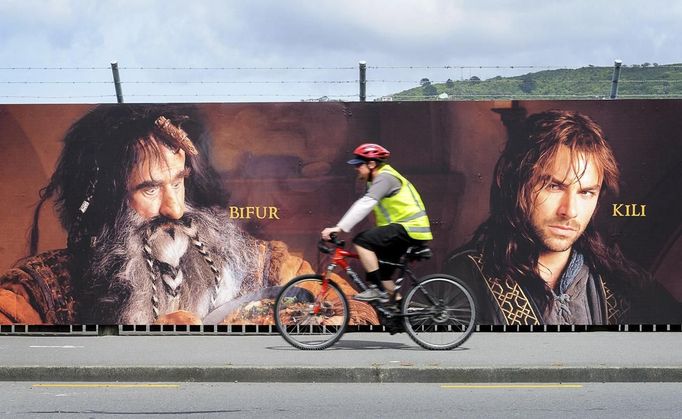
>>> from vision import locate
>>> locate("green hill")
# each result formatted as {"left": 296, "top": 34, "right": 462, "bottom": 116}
{"left": 390, "top": 63, "right": 682, "bottom": 100}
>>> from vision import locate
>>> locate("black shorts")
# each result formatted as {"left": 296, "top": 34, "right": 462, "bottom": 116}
{"left": 353, "top": 224, "right": 425, "bottom": 278}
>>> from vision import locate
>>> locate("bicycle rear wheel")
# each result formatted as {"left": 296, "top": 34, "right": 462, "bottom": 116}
{"left": 274, "top": 274, "right": 349, "bottom": 350}
{"left": 402, "top": 274, "right": 476, "bottom": 350}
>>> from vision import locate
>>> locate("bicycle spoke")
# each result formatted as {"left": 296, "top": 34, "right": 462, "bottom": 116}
{"left": 402, "top": 276, "right": 476, "bottom": 350}
{"left": 275, "top": 275, "right": 349, "bottom": 350}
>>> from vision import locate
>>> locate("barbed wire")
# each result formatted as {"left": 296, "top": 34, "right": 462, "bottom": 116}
{"left": 0, "top": 67, "right": 111, "bottom": 70}
{"left": 1, "top": 64, "right": 681, "bottom": 71}
{"left": 0, "top": 95, "right": 116, "bottom": 99}
{"left": 393, "top": 94, "right": 604, "bottom": 98}
{"left": 389, "top": 94, "right": 682, "bottom": 100}
{"left": 2, "top": 63, "right": 681, "bottom": 102}
{"left": 4, "top": 93, "right": 682, "bottom": 100}
{"left": 3, "top": 79, "right": 682, "bottom": 85}
{"left": 369, "top": 64, "right": 682, "bottom": 70}
{"left": 368, "top": 65, "right": 567, "bottom": 70}
{"left": 2, "top": 63, "right": 681, "bottom": 86}
{"left": 0, "top": 80, "right": 358, "bottom": 84}
{"left": 617, "top": 79, "right": 682, "bottom": 83}
{"left": 369, "top": 79, "right": 682, "bottom": 84}
{"left": 123, "top": 93, "right": 360, "bottom": 97}
{"left": 0, "top": 93, "right": 359, "bottom": 99}
{"left": 0, "top": 66, "right": 356, "bottom": 71}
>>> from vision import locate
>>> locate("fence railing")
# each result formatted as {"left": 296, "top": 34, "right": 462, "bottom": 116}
{"left": 2, "top": 60, "right": 682, "bottom": 103}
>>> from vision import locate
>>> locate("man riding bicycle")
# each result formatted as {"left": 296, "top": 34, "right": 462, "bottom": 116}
{"left": 321, "top": 143, "right": 433, "bottom": 303}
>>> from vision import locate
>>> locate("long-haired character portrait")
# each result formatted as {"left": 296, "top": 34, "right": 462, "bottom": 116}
{"left": 445, "top": 109, "right": 681, "bottom": 325}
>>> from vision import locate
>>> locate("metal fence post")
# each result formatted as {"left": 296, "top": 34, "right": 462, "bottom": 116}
{"left": 610, "top": 59, "right": 622, "bottom": 99}
{"left": 359, "top": 61, "right": 367, "bottom": 102}
{"left": 111, "top": 61, "right": 124, "bottom": 103}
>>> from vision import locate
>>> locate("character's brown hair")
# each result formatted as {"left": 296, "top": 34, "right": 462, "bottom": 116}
{"left": 472, "top": 109, "right": 636, "bottom": 307}
{"left": 496, "top": 110, "right": 620, "bottom": 224}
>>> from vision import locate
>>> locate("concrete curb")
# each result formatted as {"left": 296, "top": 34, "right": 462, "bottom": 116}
{"left": 2, "top": 366, "right": 682, "bottom": 383}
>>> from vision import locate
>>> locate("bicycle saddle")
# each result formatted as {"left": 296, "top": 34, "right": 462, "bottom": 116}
{"left": 406, "top": 245, "right": 432, "bottom": 260}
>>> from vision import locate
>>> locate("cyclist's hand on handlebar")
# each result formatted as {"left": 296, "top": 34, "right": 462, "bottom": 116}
{"left": 321, "top": 226, "right": 342, "bottom": 241}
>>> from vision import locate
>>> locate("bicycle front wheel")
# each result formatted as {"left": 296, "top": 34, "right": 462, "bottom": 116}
{"left": 274, "top": 274, "right": 349, "bottom": 350}
{"left": 402, "top": 274, "right": 476, "bottom": 350}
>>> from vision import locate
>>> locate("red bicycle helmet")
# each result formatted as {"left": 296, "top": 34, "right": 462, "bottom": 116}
{"left": 348, "top": 143, "right": 390, "bottom": 165}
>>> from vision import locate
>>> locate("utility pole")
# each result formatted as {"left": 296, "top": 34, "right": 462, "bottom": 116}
{"left": 359, "top": 61, "right": 367, "bottom": 102}
{"left": 111, "top": 61, "right": 124, "bottom": 103}
{"left": 610, "top": 59, "right": 622, "bottom": 99}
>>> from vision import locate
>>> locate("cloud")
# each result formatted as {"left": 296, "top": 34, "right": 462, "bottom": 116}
{"left": 1, "top": 0, "right": 681, "bottom": 101}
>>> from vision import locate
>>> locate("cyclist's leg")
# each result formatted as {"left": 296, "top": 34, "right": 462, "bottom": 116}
{"left": 352, "top": 227, "right": 392, "bottom": 301}
{"left": 354, "top": 244, "right": 383, "bottom": 292}
{"left": 353, "top": 224, "right": 411, "bottom": 304}
{"left": 377, "top": 224, "right": 421, "bottom": 297}
{"left": 354, "top": 244, "right": 380, "bottom": 274}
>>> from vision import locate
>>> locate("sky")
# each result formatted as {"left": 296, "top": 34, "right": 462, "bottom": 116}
{"left": 1, "top": 0, "right": 681, "bottom": 103}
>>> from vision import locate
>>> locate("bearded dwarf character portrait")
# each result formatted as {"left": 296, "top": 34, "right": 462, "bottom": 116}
{"left": 0, "top": 105, "right": 377, "bottom": 325}
{"left": 445, "top": 110, "right": 680, "bottom": 326}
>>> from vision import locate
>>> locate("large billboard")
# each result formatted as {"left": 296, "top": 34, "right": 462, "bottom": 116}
{"left": 0, "top": 101, "right": 680, "bottom": 326}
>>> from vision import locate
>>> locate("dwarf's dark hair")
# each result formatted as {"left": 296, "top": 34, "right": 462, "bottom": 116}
{"left": 30, "top": 104, "right": 228, "bottom": 255}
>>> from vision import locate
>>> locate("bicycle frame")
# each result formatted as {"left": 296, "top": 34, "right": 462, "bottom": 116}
{"left": 321, "top": 245, "right": 437, "bottom": 320}
{"left": 323, "top": 247, "right": 365, "bottom": 290}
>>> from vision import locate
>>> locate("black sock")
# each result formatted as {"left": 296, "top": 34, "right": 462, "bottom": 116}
{"left": 366, "top": 270, "right": 384, "bottom": 291}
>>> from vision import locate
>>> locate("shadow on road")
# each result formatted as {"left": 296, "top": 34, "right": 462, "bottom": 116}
{"left": 266, "top": 339, "right": 471, "bottom": 351}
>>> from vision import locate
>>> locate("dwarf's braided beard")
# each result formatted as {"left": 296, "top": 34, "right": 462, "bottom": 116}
{"left": 79, "top": 205, "right": 260, "bottom": 324}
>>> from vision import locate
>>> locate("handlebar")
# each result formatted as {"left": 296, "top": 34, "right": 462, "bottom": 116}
{"left": 329, "top": 232, "right": 345, "bottom": 247}
{"left": 318, "top": 232, "right": 345, "bottom": 254}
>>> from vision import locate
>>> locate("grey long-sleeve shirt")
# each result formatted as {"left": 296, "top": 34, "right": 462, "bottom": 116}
{"left": 337, "top": 172, "right": 401, "bottom": 232}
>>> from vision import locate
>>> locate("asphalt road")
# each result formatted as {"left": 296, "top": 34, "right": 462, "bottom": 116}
{"left": 0, "top": 332, "right": 680, "bottom": 382}
{"left": 2, "top": 382, "right": 681, "bottom": 418}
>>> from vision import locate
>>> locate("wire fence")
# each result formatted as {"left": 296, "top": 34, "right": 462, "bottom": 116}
{"left": 1, "top": 62, "right": 681, "bottom": 103}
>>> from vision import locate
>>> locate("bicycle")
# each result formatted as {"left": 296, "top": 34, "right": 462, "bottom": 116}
{"left": 274, "top": 235, "right": 476, "bottom": 350}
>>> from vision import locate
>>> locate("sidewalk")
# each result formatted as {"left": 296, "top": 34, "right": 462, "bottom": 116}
{"left": 1, "top": 332, "right": 680, "bottom": 383}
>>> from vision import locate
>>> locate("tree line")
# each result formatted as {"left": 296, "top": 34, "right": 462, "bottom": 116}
{"left": 393, "top": 63, "right": 682, "bottom": 100}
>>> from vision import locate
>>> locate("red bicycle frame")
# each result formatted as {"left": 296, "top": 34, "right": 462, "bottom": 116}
{"left": 330, "top": 247, "right": 358, "bottom": 270}
{"left": 310, "top": 247, "right": 358, "bottom": 316}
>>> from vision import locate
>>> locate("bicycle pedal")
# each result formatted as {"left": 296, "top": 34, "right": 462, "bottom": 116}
{"left": 388, "top": 327, "right": 404, "bottom": 335}
{"left": 386, "top": 304, "right": 400, "bottom": 313}
{"left": 385, "top": 321, "right": 405, "bottom": 335}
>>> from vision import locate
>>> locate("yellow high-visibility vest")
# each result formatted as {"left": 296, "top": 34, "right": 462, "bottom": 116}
{"left": 371, "top": 164, "right": 433, "bottom": 241}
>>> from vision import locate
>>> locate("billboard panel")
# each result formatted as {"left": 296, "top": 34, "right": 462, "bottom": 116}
{"left": 0, "top": 101, "right": 679, "bottom": 326}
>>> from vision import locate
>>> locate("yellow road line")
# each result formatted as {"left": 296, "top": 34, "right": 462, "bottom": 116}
{"left": 441, "top": 384, "right": 583, "bottom": 389}
{"left": 32, "top": 384, "right": 180, "bottom": 388}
